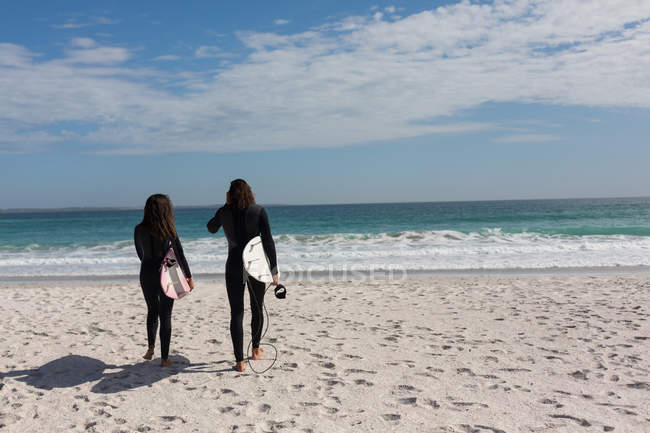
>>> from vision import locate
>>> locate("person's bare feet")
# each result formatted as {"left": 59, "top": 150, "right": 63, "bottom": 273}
{"left": 143, "top": 346, "right": 154, "bottom": 360}
{"left": 232, "top": 361, "right": 245, "bottom": 372}
{"left": 251, "top": 347, "right": 264, "bottom": 360}
{"left": 160, "top": 358, "right": 173, "bottom": 367}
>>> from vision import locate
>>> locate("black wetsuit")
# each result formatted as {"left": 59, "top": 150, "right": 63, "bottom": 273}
{"left": 207, "top": 204, "right": 277, "bottom": 362}
{"left": 134, "top": 224, "right": 192, "bottom": 359}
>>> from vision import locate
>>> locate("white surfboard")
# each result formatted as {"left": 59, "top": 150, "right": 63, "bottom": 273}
{"left": 243, "top": 236, "right": 277, "bottom": 283}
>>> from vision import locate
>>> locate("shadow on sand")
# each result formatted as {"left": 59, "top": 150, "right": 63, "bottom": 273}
{"left": 0, "top": 354, "right": 231, "bottom": 394}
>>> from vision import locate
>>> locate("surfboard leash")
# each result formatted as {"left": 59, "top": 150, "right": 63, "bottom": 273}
{"left": 246, "top": 283, "right": 278, "bottom": 374}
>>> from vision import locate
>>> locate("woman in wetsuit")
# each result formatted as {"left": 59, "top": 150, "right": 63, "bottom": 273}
{"left": 207, "top": 179, "right": 278, "bottom": 372}
{"left": 134, "top": 194, "right": 193, "bottom": 367}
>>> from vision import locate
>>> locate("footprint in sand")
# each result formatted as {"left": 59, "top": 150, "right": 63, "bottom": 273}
{"left": 160, "top": 415, "right": 186, "bottom": 424}
{"left": 343, "top": 354, "right": 363, "bottom": 360}
{"left": 548, "top": 414, "right": 591, "bottom": 427}
{"left": 396, "top": 384, "right": 421, "bottom": 393}
{"left": 91, "top": 408, "right": 112, "bottom": 418}
{"left": 266, "top": 420, "right": 297, "bottom": 430}
{"left": 344, "top": 368, "right": 377, "bottom": 375}
{"left": 452, "top": 401, "right": 489, "bottom": 408}
{"left": 459, "top": 424, "right": 506, "bottom": 433}
{"left": 569, "top": 370, "right": 588, "bottom": 380}
{"left": 423, "top": 399, "right": 440, "bottom": 408}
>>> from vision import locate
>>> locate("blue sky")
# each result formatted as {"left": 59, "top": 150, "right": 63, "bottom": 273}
{"left": 1, "top": 1, "right": 649, "bottom": 208}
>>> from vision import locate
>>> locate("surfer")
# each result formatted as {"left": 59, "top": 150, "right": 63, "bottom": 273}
{"left": 134, "top": 194, "right": 193, "bottom": 367}
{"left": 206, "top": 179, "right": 278, "bottom": 372}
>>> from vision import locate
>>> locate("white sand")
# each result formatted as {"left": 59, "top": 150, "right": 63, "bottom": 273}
{"left": 1, "top": 274, "right": 649, "bottom": 432}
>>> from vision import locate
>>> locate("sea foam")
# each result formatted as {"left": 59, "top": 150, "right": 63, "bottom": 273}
{"left": 2, "top": 229, "right": 650, "bottom": 277}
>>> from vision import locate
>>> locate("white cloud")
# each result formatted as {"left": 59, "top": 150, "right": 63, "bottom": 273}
{"left": 95, "top": 17, "right": 120, "bottom": 25}
{"left": 194, "top": 45, "right": 232, "bottom": 58}
{"left": 154, "top": 54, "right": 181, "bottom": 61}
{"left": 0, "top": 43, "right": 36, "bottom": 67}
{"left": 2, "top": 1, "right": 650, "bottom": 154}
{"left": 65, "top": 46, "right": 131, "bottom": 64}
{"left": 493, "top": 134, "right": 563, "bottom": 143}
{"left": 70, "top": 37, "right": 97, "bottom": 48}
{"left": 0, "top": 120, "right": 62, "bottom": 154}
{"left": 52, "top": 22, "right": 91, "bottom": 30}
{"left": 51, "top": 16, "right": 120, "bottom": 30}
{"left": 274, "top": 19, "right": 290, "bottom": 25}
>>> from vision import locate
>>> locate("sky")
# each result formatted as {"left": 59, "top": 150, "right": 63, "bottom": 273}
{"left": 1, "top": 0, "right": 649, "bottom": 208}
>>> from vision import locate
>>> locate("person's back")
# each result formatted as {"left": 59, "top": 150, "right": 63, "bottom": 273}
{"left": 208, "top": 203, "right": 277, "bottom": 275}
{"left": 206, "top": 179, "right": 278, "bottom": 372}
{"left": 135, "top": 223, "right": 189, "bottom": 271}
{"left": 134, "top": 194, "right": 192, "bottom": 367}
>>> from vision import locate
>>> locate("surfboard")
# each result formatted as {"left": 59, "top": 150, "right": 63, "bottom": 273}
{"left": 243, "top": 236, "right": 276, "bottom": 283}
{"left": 160, "top": 247, "right": 191, "bottom": 299}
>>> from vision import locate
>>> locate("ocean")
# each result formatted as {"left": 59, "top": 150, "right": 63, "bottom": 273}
{"left": 1, "top": 197, "right": 650, "bottom": 278}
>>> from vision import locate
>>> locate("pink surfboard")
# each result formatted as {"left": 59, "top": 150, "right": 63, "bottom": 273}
{"left": 160, "top": 247, "right": 191, "bottom": 299}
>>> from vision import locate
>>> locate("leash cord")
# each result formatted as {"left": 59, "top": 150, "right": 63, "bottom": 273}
{"left": 246, "top": 283, "right": 278, "bottom": 374}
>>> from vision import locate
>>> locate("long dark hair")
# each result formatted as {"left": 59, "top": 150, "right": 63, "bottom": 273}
{"left": 228, "top": 179, "right": 256, "bottom": 209}
{"left": 141, "top": 194, "right": 178, "bottom": 239}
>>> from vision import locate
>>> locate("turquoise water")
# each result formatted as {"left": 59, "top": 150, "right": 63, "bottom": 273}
{"left": 2, "top": 197, "right": 650, "bottom": 276}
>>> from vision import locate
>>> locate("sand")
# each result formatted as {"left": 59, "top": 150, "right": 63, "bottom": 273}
{"left": 0, "top": 274, "right": 649, "bottom": 432}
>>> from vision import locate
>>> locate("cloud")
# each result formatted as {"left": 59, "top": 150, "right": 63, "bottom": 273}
{"left": 0, "top": 43, "right": 36, "bottom": 67}
{"left": 0, "top": 119, "right": 62, "bottom": 154}
{"left": 154, "top": 54, "right": 181, "bottom": 61}
{"left": 70, "top": 37, "right": 97, "bottom": 48}
{"left": 2, "top": 1, "right": 650, "bottom": 154}
{"left": 194, "top": 45, "right": 232, "bottom": 58}
{"left": 95, "top": 17, "right": 120, "bottom": 25}
{"left": 274, "top": 19, "right": 290, "bottom": 25}
{"left": 493, "top": 134, "right": 563, "bottom": 143}
{"left": 52, "top": 22, "right": 92, "bottom": 30}
{"left": 65, "top": 46, "right": 131, "bottom": 64}
{"left": 51, "top": 16, "right": 120, "bottom": 30}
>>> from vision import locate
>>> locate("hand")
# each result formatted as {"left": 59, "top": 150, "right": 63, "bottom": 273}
{"left": 187, "top": 277, "right": 194, "bottom": 291}
{"left": 272, "top": 274, "right": 279, "bottom": 286}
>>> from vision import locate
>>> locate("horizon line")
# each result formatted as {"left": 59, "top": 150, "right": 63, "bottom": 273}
{"left": 1, "top": 195, "right": 649, "bottom": 213}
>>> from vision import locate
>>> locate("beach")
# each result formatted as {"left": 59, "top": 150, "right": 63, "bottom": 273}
{"left": 4, "top": 0, "right": 650, "bottom": 431}
{"left": 1, "top": 273, "right": 648, "bottom": 432}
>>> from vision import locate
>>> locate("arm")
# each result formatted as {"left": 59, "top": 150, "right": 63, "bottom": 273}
{"left": 259, "top": 208, "right": 278, "bottom": 275}
{"left": 207, "top": 206, "right": 224, "bottom": 234}
{"left": 174, "top": 237, "right": 192, "bottom": 279}
{"left": 134, "top": 225, "right": 147, "bottom": 261}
